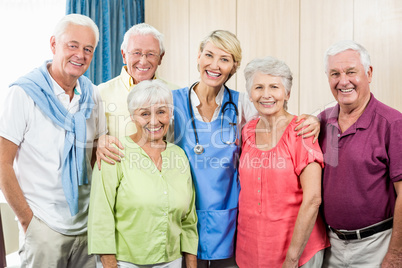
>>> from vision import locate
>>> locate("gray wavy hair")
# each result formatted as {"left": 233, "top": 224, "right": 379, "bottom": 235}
{"left": 53, "top": 14, "right": 99, "bottom": 48}
{"left": 244, "top": 56, "right": 293, "bottom": 110}
{"left": 121, "top": 23, "right": 164, "bottom": 55}
{"left": 324, "top": 40, "right": 371, "bottom": 75}
{"left": 127, "top": 79, "right": 173, "bottom": 115}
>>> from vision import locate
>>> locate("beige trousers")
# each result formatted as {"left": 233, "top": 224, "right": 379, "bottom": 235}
{"left": 19, "top": 216, "right": 95, "bottom": 268}
{"left": 323, "top": 228, "right": 392, "bottom": 268}
{"left": 301, "top": 249, "right": 325, "bottom": 268}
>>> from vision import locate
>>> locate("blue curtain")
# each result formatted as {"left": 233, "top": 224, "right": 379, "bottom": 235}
{"left": 66, "top": 0, "right": 144, "bottom": 85}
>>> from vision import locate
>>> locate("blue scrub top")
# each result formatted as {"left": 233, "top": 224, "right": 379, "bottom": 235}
{"left": 173, "top": 86, "right": 240, "bottom": 260}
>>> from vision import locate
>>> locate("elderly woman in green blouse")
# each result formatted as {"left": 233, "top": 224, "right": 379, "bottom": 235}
{"left": 88, "top": 79, "right": 198, "bottom": 268}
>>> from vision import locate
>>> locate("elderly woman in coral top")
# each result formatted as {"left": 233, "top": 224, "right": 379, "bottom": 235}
{"left": 236, "top": 57, "right": 330, "bottom": 268}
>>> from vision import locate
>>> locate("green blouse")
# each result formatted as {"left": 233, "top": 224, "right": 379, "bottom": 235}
{"left": 88, "top": 137, "right": 198, "bottom": 265}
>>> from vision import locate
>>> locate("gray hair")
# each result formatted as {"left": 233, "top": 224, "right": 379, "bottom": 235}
{"left": 121, "top": 23, "right": 165, "bottom": 55}
{"left": 127, "top": 79, "right": 173, "bottom": 115}
{"left": 53, "top": 14, "right": 99, "bottom": 48}
{"left": 324, "top": 40, "right": 371, "bottom": 75}
{"left": 244, "top": 56, "right": 293, "bottom": 110}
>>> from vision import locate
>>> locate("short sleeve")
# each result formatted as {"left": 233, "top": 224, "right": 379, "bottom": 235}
{"left": 0, "top": 86, "right": 31, "bottom": 145}
{"left": 387, "top": 119, "right": 402, "bottom": 182}
{"left": 91, "top": 85, "right": 108, "bottom": 138}
{"left": 290, "top": 132, "right": 324, "bottom": 176}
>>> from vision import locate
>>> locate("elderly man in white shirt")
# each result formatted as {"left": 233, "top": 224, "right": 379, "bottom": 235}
{"left": 0, "top": 14, "right": 106, "bottom": 268}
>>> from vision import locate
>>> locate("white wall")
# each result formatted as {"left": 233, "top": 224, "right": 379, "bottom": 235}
{"left": 145, "top": 0, "right": 402, "bottom": 114}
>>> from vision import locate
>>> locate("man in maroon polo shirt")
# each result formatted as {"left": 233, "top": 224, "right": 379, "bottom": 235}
{"left": 319, "top": 40, "right": 402, "bottom": 267}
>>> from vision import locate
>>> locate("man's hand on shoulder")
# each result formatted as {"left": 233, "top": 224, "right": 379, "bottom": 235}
{"left": 96, "top": 134, "right": 124, "bottom": 169}
{"left": 295, "top": 114, "right": 320, "bottom": 143}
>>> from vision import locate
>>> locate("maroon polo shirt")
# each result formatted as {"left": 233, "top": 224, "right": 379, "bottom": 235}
{"left": 319, "top": 93, "right": 402, "bottom": 230}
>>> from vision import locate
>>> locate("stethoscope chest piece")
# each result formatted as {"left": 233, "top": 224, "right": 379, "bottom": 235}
{"left": 194, "top": 144, "right": 204, "bottom": 155}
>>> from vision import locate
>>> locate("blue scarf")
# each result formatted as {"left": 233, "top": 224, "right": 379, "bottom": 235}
{"left": 10, "top": 60, "right": 94, "bottom": 216}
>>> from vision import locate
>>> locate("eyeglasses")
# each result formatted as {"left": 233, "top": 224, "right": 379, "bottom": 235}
{"left": 127, "top": 51, "right": 159, "bottom": 61}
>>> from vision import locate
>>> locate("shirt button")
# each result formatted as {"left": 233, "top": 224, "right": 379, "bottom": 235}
{"left": 162, "top": 232, "right": 165, "bottom": 235}
{"left": 164, "top": 191, "right": 167, "bottom": 195}
{"left": 258, "top": 190, "right": 260, "bottom": 193}
{"left": 258, "top": 202, "right": 261, "bottom": 205}
{"left": 258, "top": 177, "right": 261, "bottom": 180}
{"left": 337, "top": 134, "right": 341, "bottom": 138}
{"left": 163, "top": 213, "right": 167, "bottom": 216}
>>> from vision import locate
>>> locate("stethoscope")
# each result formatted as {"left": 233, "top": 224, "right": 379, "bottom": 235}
{"left": 188, "top": 82, "right": 239, "bottom": 155}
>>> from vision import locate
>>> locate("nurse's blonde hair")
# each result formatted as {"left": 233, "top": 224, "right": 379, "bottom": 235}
{"left": 199, "top": 30, "right": 242, "bottom": 80}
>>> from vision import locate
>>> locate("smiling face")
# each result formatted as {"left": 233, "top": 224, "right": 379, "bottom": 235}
{"left": 131, "top": 103, "right": 171, "bottom": 143}
{"left": 327, "top": 49, "right": 372, "bottom": 110}
{"left": 50, "top": 24, "right": 96, "bottom": 82}
{"left": 122, "top": 34, "right": 163, "bottom": 84}
{"left": 197, "top": 42, "right": 237, "bottom": 89}
{"left": 250, "top": 72, "right": 289, "bottom": 118}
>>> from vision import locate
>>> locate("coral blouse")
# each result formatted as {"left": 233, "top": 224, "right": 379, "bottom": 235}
{"left": 236, "top": 116, "right": 329, "bottom": 267}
